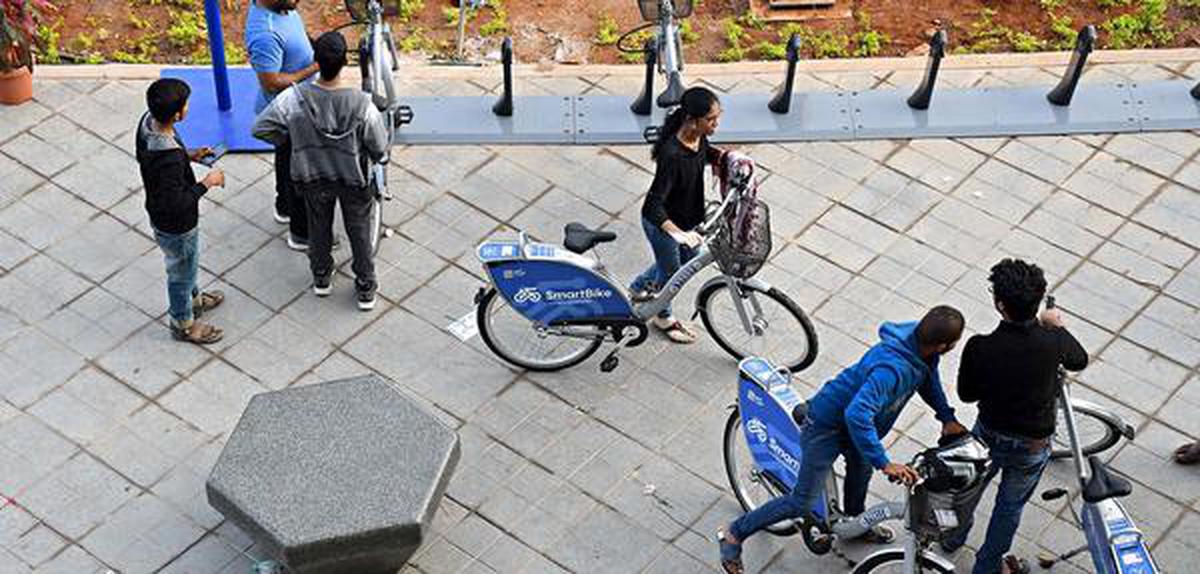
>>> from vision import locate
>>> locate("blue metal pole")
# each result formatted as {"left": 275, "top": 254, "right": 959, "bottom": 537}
{"left": 203, "top": 0, "right": 232, "bottom": 111}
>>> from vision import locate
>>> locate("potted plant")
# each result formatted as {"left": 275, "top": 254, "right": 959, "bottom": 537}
{"left": 1, "top": 0, "right": 55, "bottom": 105}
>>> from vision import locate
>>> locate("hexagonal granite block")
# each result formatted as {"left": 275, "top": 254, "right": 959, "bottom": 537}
{"left": 206, "top": 374, "right": 460, "bottom": 574}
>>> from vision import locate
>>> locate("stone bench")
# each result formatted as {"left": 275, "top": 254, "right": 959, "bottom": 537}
{"left": 207, "top": 374, "right": 460, "bottom": 574}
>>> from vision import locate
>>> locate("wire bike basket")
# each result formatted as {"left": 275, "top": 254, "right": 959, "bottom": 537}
{"left": 709, "top": 152, "right": 771, "bottom": 279}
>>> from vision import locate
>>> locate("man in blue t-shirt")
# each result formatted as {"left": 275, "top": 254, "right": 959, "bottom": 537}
{"left": 245, "top": 0, "right": 319, "bottom": 250}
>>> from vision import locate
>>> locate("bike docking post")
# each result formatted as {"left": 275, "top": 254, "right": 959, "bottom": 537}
{"left": 1191, "top": 79, "right": 1200, "bottom": 100}
{"left": 767, "top": 33, "right": 802, "bottom": 114}
{"left": 492, "top": 37, "right": 514, "bottom": 117}
{"left": 906, "top": 30, "right": 946, "bottom": 110}
{"left": 1047, "top": 25, "right": 1097, "bottom": 106}
{"left": 631, "top": 38, "right": 658, "bottom": 116}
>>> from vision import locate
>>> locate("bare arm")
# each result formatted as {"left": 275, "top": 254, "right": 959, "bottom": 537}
{"left": 255, "top": 62, "right": 320, "bottom": 95}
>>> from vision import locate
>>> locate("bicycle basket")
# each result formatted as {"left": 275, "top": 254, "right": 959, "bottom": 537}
{"left": 909, "top": 435, "right": 991, "bottom": 540}
{"left": 710, "top": 200, "right": 771, "bottom": 279}
{"left": 638, "top": 0, "right": 694, "bottom": 22}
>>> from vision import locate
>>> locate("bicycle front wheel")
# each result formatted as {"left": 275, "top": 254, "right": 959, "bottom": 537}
{"left": 722, "top": 407, "right": 799, "bottom": 536}
{"left": 698, "top": 281, "right": 818, "bottom": 372}
{"left": 1051, "top": 401, "right": 1121, "bottom": 460}
{"left": 475, "top": 288, "right": 603, "bottom": 371}
{"left": 367, "top": 190, "right": 383, "bottom": 256}
{"left": 852, "top": 550, "right": 954, "bottom": 574}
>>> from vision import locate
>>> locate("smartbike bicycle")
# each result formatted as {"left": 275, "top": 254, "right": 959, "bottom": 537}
{"left": 341, "top": 0, "right": 414, "bottom": 254}
{"left": 472, "top": 152, "right": 818, "bottom": 373}
{"left": 1036, "top": 297, "right": 1159, "bottom": 574}
{"left": 618, "top": 0, "right": 693, "bottom": 107}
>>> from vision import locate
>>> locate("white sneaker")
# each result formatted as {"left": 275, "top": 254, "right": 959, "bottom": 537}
{"left": 313, "top": 275, "right": 332, "bottom": 297}
{"left": 273, "top": 207, "right": 290, "bottom": 224}
{"left": 287, "top": 234, "right": 308, "bottom": 251}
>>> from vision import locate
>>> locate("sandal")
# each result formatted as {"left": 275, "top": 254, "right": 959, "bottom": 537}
{"left": 716, "top": 531, "right": 744, "bottom": 574}
{"left": 191, "top": 290, "right": 225, "bottom": 318}
{"left": 655, "top": 317, "right": 698, "bottom": 344}
{"left": 1001, "top": 555, "right": 1031, "bottom": 574}
{"left": 1174, "top": 442, "right": 1200, "bottom": 465}
{"left": 171, "top": 321, "right": 224, "bottom": 345}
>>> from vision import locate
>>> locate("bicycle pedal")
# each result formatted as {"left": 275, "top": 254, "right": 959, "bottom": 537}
{"left": 600, "top": 355, "right": 619, "bottom": 373}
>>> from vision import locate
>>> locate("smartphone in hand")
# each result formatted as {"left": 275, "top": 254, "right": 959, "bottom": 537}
{"left": 197, "top": 144, "right": 227, "bottom": 167}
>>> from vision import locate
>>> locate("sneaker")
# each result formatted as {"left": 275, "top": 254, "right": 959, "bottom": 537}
{"left": 629, "top": 287, "right": 655, "bottom": 303}
{"left": 287, "top": 234, "right": 308, "bottom": 251}
{"left": 313, "top": 275, "right": 332, "bottom": 297}
{"left": 355, "top": 281, "right": 377, "bottom": 311}
{"left": 273, "top": 207, "right": 290, "bottom": 225}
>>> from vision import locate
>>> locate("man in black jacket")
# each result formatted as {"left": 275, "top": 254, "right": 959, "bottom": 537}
{"left": 135, "top": 78, "right": 227, "bottom": 344}
{"left": 942, "top": 259, "right": 1088, "bottom": 574}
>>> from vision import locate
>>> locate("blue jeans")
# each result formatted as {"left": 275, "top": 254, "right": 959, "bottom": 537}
{"left": 944, "top": 422, "right": 1051, "bottom": 574}
{"left": 154, "top": 226, "right": 200, "bottom": 325}
{"left": 729, "top": 421, "right": 873, "bottom": 542}
{"left": 629, "top": 216, "right": 696, "bottom": 319}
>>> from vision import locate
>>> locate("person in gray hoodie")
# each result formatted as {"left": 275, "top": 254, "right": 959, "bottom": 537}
{"left": 252, "top": 30, "right": 389, "bottom": 310}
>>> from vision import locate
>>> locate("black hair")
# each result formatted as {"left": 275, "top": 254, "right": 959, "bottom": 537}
{"left": 314, "top": 31, "right": 348, "bottom": 82}
{"left": 650, "top": 86, "right": 720, "bottom": 162}
{"left": 988, "top": 258, "right": 1046, "bottom": 322}
{"left": 916, "top": 305, "right": 965, "bottom": 347}
{"left": 146, "top": 78, "right": 191, "bottom": 124}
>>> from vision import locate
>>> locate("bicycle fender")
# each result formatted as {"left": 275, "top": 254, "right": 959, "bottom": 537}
{"left": 1072, "top": 398, "right": 1137, "bottom": 439}
{"left": 694, "top": 276, "right": 775, "bottom": 306}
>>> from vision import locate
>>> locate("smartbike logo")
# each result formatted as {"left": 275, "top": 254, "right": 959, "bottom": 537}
{"left": 747, "top": 418, "right": 799, "bottom": 474}
{"left": 512, "top": 286, "right": 614, "bottom": 306}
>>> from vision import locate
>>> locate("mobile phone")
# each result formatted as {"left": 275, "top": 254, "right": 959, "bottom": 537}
{"left": 198, "top": 144, "right": 227, "bottom": 167}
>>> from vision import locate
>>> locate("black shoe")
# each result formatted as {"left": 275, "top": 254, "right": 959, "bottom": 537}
{"left": 355, "top": 281, "right": 376, "bottom": 311}
{"left": 313, "top": 275, "right": 332, "bottom": 297}
{"left": 287, "top": 234, "right": 309, "bottom": 251}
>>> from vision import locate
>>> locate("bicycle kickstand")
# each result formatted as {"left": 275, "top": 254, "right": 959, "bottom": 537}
{"left": 599, "top": 329, "right": 639, "bottom": 373}
{"left": 1036, "top": 544, "right": 1089, "bottom": 569}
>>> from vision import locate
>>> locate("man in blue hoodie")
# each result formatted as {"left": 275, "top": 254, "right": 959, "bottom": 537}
{"left": 718, "top": 306, "right": 968, "bottom": 574}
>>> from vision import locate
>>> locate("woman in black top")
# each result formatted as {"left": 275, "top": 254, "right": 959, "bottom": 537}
{"left": 629, "top": 86, "right": 723, "bottom": 344}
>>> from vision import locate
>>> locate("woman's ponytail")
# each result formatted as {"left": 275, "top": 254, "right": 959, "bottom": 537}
{"left": 650, "top": 86, "right": 719, "bottom": 162}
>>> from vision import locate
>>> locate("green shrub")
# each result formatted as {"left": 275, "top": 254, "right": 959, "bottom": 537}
{"left": 595, "top": 13, "right": 619, "bottom": 45}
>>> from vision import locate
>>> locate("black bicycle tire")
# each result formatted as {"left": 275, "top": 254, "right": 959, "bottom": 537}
{"left": 1050, "top": 403, "right": 1121, "bottom": 460}
{"left": 368, "top": 192, "right": 383, "bottom": 256}
{"left": 697, "top": 283, "right": 819, "bottom": 373}
{"left": 615, "top": 22, "right": 658, "bottom": 53}
{"left": 722, "top": 407, "right": 800, "bottom": 536}
{"left": 852, "top": 549, "right": 954, "bottom": 574}
{"left": 475, "top": 288, "right": 602, "bottom": 372}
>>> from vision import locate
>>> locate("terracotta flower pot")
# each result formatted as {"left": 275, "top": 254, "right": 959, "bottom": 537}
{"left": 0, "top": 67, "right": 34, "bottom": 106}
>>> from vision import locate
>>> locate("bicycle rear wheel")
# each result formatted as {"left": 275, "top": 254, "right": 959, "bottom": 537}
{"left": 722, "top": 407, "right": 800, "bottom": 536}
{"left": 1051, "top": 401, "right": 1121, "bottom": 460}
{"left": 698, "top": 281, "right": 818, "bottom": 372}
{"left": 475, "top": 288, "right": 603, "bottom": 371}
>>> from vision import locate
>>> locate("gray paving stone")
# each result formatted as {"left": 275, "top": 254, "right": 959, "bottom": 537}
{"left": 80, "top": 493, "right": 206, "bottom": 574}
{"left": 8, "top": 523, "right": 66, "bottom": 569}
{"left": 17, "top": 452, "right": 137, "bottom": 539}
{"left": 1135, "top": 184, "right": 1200, "bottom": 248}
{"left": 0, "top": 134, "right": 70, "bottom": 179}
{"left": 548, "top": 506, "right": 664, "bottom": 573}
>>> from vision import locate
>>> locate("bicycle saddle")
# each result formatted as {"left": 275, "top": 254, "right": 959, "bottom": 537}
{"left": 563, "top": 223, "right": 616, "bottom": 254}
{"left": 1082, "top": 455, "right": 1131, "bottom": 503}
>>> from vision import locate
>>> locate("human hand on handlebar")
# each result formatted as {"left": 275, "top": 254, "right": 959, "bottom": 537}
{"left": 941, "top": 420, "right": 969, "bottom": 437}
{"left": 1040, "top": 307, "right": 1065, "bottom": 328}
{"left": 669, "top": 230, "right": 703, "bottom": 248}
{"left": 882, "top": 462, "right": 920, "bottom": 486}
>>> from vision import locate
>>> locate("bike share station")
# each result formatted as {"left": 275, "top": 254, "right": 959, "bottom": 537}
{"left": 173, "top": 0, "right": 1183, "bottom": 572}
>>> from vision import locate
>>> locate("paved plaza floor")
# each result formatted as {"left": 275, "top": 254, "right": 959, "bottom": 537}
{"left": 1, "top": 54, "right": 1199, "bottom": 573}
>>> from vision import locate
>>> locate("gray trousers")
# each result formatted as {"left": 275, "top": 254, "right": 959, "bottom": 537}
{"left": 296, "top": 180, "right": 376, "bottom": 289}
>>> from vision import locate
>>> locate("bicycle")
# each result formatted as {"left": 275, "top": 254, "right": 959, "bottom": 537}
{"left": 1036, "top": 297, "right": 1159, "bottom": 573}
{"left": 722, "top": 356, "right": 991, "bottom": 573}
{"left": 342, "top": 0, "right": 414, "bottom": 254}
{"left": 618, "top": 0, "right": 692, "bottom": 108}
{"left": 473, "top": 152, "right": 818, "bottom": 373}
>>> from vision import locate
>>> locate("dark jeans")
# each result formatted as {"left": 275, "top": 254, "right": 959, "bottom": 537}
{"left": 276, "top": 141, "right": 308, "bottom": 240}
{"left": 944, "top": 421, "right": 1051, "bottom": 574}
{"left": 629, "top": 216, "right": 696, "bottom": 319}
{"left": 298, "top": 180, "right": 375, "bottom": 290}
{"left": 153, "top": 226, "right": 200, "bottom": 325}
{"left": 729, "top": 421, "right": 873, "bottom": 542}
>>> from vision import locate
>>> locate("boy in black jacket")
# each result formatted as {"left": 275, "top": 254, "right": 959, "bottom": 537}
{"left": 135, "top": 79, "right": 227, "bottom": 344}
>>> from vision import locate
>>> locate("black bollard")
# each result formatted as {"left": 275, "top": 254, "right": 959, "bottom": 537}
{"left": 907, "top": 30, "right": 947, "bottom": 110}
{"left": 631, "top": 38, "right": 658, "bottom": 116}
{"left": 492, "top": 37, "right": 514, "bottom": 117}
{"left": 1047, "top": 25, "right": 1096, "bottom": 107}
{"left": 1191, "top": 81, "right": 1200, "bottom": 100}
{"left": 768, "top": 33, "right": 802, "bottom": 114}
